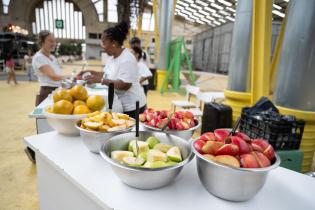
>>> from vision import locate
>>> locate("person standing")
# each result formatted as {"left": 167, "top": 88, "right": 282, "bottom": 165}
{"left": 79, "top": 22, "right": 146, "bottom": 118}
{"left": 32, "top": 30, "right": 63, "bottom": 106}
{"left": 131, "top": 46, "right": 152, "bottom": 96}
{"left": 24, "top": 49, "right": 34, "bottom": 81}
{"left": 5, "top": 53, "right": 18, "bottom": 84}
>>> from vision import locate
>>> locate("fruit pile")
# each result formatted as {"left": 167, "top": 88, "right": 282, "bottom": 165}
{"left": 139, "top": 108, "right": 196, "bottom": 130}
{"left": 79, "top": 111, "right": 135, "bottom": 132}
{"left": 194, "top": 129, "right": 275, "bottom": 168}
{"left": 111, "top": 136, "right": 183, "bottom": 168}
{"left": 47, "top": 85, "right": 105, "bottom": 115}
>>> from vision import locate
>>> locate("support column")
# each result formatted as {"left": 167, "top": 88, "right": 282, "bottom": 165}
{"left": 273, "top": 0, "right": 315, "bottom": 172}
{"left": 156, "top": 0, "right": 174, "bottom": 91}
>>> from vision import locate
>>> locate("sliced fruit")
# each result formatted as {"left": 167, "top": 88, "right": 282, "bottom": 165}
{"left": 138, "top": 152, "right": 148, "bottom": 161}
{"left": 83, "top": 121, "right": 103, "bottom": 130}
{"left": 214, "top": 129, "right": 230, "bottom": 142}
{"left": 235, "top": 132, "right": 251, "bottom": 143}
{"left": 215, "top": 144, "right": 239, "bottom": 156}
{"left": 252, "top": 151, "right": 271, "bottom": 168}
{"left": 194, "top": 139, "right": 206, "bottom": 154}
{"left": 214, "top": 155, "right": 240, "bottom": 168}
{"left": 87, "top": 111, "right": 101, "bottom": 117}
{"left": 166, "top": 146, "right": 182, "bottom": 162}
{"left": 142, "top": 161, "right": 167, "bottom": 168}
{"left": 146, "top": 136, "right": 160, "bottom": 149}
{"left": 107, "top": 125, "right": 127, "bottom": 131}
{"left": 146, "top": 149, "right": 167, "bottom": 162}
{"left": 165, "top": 161, "right": 177, "bottom": 167}
{"left": 122, "top": 157, "right": 145, "bottom": 166}
{"left": 139, "top": 113, "right": 146, "bottom": 122}
{"left": 263, "top": 145, "right": 275, "bottom": 161}
{"left": 230, "top": 136, "right": 251, "bottom": 155}
{"left": 132, "top": 141, "right": 149, "bottom": 156}
{"left": 117, "top": 113, "right": 130, "bottom": 120}
{"left": 126, "top": 120, "right": 135, "bottom": 127}
{"left": 111, "top": 119, "right": 126, "bottom": 125}
{"left": 111, "top": 151, "right": 134, "bottom": 162}
{"left": 240, "top": 153, "right": 260, "bottom": 168}
{"left": 199, "top": 132, "right": 216, "bottom": 141}
{"left": 128, "top": 140, "right": 136, "bottom": 151}
{"left": 251, "top": 139, "right": 269, "bottom": 152}
{"left": 203, "top": 154, "right": 215, "bottom": 161}
{"left": 98, "top": 124, "right": 110, "bottom": 132}
{"left": 201, "top": 140, "right": 224, "bottom": 155}
{"left": 153, "top": 143, "right": 172, "bottom": 153}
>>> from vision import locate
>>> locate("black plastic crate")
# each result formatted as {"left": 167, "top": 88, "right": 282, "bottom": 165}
{"left": 239, "top": 108, "right": 305, "bottom": 150}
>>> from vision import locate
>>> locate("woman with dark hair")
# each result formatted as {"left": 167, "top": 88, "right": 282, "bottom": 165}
{"left": 129, "top": 36, "right": 147, "bottom": 63}
{"left": 80, "top": 22, "right": 146, "bottom": 118}
{"left": 32, "top": 30, "right": 62, "bottom": 106}
{"left": 5, "top": 53, "right": 18, "bottom": 84}
{"left": 131, "top": 46, "right": 152, "bottom": 95}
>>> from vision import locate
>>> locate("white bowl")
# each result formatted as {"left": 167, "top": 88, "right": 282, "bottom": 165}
{"left": 43, "top": 107, "right": 87, "bottom": 136}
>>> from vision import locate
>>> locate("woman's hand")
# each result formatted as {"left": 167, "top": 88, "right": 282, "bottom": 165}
{"left": 84, "top": 75, "right": 102, "bottom": 84}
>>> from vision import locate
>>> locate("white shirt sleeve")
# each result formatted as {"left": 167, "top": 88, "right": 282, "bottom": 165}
{"left": 116, "top": 60, "right": 138, "bottom": 83}
{"left": 33, "top": 54, "right": 50, "bottom": 70}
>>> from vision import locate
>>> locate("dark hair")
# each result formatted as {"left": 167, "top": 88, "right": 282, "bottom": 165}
{"left": 132, "top": 46, "right": 143, "bottom": 60}
{"left": 104, "top": 21, "right": 129, "bottom": 46}
{"left": 130, "top": 37, "right": 141, "bottom": 45}
{"left": 38, "top": 30, "right": 52, "bottom": 47}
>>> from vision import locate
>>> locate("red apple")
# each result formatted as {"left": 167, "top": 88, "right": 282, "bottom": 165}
{"left": 203, "top": 154, "right": 215, "bottom": 161}
{"left": 194, "top": 139, "right": 206, "bottom": 154}
{"left": 184, "top": 111, "right": 194, "bottom": 119}
{"left": 216, "top": 144, "right": 239, "bottom": 156}
{"left": 252, "top": 151, "right": 271, "bottom": 168}
{"left": 240, "top": 153, "right": 260, "bottom": 168}
{"left": 139, "top": 113, "right": 146, "bottom": 122}
{"left": 230, "top": 136, "right": 251, "bottom": 155}
{"left": 215, "top": 155, "right": 241, "bottom": 168}
{"left": 199, "top": 132, "right": 216, "bottom": 141}
{"left": 235, "top": 132, "right": 251, "bottom": 143}
{"left": 251, "top": 139, "right": 269, "bottom": 152}
{"left": 174, "top": 111, "right": 184, "bottom": 119}
{"left": 168, "top": 118, "right": 178, "bottom": 129}
{"left": 214, "top": 129, "right": 230, "bottom": 142}
{"left": 263, "top": 145, "right": 275, "bottom": 161}
{"left": 201, "top": 140, "right": 224, "bottom": 155}
{"left": 144, "top": 108, "right": 154, "bottom": 114}
{"left": 156, "top": 118, "right": 168, "bottom": 129}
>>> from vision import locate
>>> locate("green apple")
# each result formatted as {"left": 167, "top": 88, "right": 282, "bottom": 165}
{"left": 153, "top": 143, "right": 172, "bottom": 153}
{"left": 166, "top": 146, "right": 182, "bottom": 162}
{"left": 165, "top": 161, "right": 177, "bottom": 167}
{"left": 128, "top": 140, "right": 136, "bottom": 151}
{"left": 111, "top": 151, "right": 134, "bottom": 163}
{"left": 132, "top": 141, "right": 149, "bottom": 156}
{"left": 142, "top": 161, "right": 167, "bottom": 168}
{"left": 122, "top": 157, "right": 145, "bottom": 166}
{"left": 145, "top": 136, "right": 160, "bottom": 149}
{"left": 138, "top": 151, "right": 148, "bottom": 161}
{"left": 146, "top": 149, "right": 167, "bottom": 162}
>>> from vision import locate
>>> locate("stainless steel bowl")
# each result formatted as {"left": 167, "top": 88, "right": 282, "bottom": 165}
{"left": 43, "top": 108, "right": 87, "bottom": 136}
{"left": 192, "top": 139, "right": 281, "bottom": 201}
{"left": 141, "top": 120, "right": 200, "bottom": 140}
{"left": 100, "top": 131, "right": 194, "bottom": 190}
{"left": 75, "top": 122, "right": 134, "bottom": 154}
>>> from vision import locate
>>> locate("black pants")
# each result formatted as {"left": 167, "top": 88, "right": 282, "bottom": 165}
{"left": 35, "top": 86, "right": 58, "bottom": 106}
{"left": 142, "top": 85, "right": 149, "bottom": 95}
{"left": 124, "top": 105, "right": 146, "bottom": 119}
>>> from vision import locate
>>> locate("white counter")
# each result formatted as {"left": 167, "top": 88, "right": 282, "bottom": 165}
{"left": 24, "top": 131, "right": 315, "bottom": 210}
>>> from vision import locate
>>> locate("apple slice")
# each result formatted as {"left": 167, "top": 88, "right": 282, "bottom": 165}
{"left": 132, "top": 141, "right": 149, "bottom": 156}
{"left": 111, "top": 151, "right": 134, "bottom": 163}
{"left": 251, "top": 139, "right": 269, "bottom": 152}
{"left": 166, "top": 146, "right": 182, "bottom": 162}
{"left": 252, "top": 151, "right": 271, "bottom": 168}
{"left": 230, "top": 136, "right": 251, "bottom": 155}
{"left": 143, "top": 161, "right": 167, "bottom": 168}
{"left": 235, "top": 132, "right": 251, "bottom": 143}
{"left": 146, "top": 136, "right": 160, "bottom": 149}
{"left": 214, "top": 129, "right": 230, "bottom": 142}
{"left": 240, "top": 153, "right": 260, "bottom": 168}
{"left": 194, "top": 139, "right": 206, "bottom": 154}
{"left": 199, "top": 132, "right": 216, "bottom": 141}
{"left": 214, "top": 155, "right": 240, "bottom": 168}
{"left": 153, "top": 143, "right": 172, "bottom": 153}
{"left": 122, "top": 157, "right": 145, "bottom": 166}
{"left": 203, "top": 154, "right": 215, "bottom": 161}
{"left": 201, "top": 140, "right": 224, "bottom": 155}
{"left": 146, "top": 150, "right": 167, "bottom": 162}
{"left": 216, "top": 144, "right": 239, "bottom": 156}
{"left": 263, "top": 145, "right": 275, "bottom": 161}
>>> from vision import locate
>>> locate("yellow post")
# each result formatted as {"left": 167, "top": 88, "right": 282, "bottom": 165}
{"left": 153, "top": 0, "right": 160, "bottom": 61}
{"left": 250, "top": 0, "right": 273, "bottom": 104}
{"left": 270, "top": 10, "right": 287, "bottom": 96}
{"left": 136, "top": 14, "right": 143, "bottom": 38}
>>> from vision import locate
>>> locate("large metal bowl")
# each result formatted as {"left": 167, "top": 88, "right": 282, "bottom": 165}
{"left": 141, "top": 119, "right": 200, "bottom": 140}
{"left": 75, "top": 121, "right": 134, "bottom": 154}
{"left": 192, "top": 139, "right": 281, "bottom": 201}
{"left": 43, "top": 108, "right": 87, "bottom": 136}
{"left": 100, "top": 131, "right": 194, "bottom": 190}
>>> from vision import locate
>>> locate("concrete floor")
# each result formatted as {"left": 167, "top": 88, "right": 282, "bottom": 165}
{"left": 0, "top": 61, "right": 227, "bottom": 209}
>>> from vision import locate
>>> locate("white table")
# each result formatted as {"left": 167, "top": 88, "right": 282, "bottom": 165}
{"left": 24, "top": 132, "right": 315, "bottom": 210}
{"left": 28, "top": 85, "right": 123, "bottom": 134}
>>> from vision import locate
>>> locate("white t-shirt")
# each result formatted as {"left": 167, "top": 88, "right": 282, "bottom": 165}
{"left": 138, "top": 61, "right": 152, "bottom": 85}
{"left": 103, "top": 48, "right": 146, "bottom": 112}
{"left": 32, "top": 51, "right": 61, "bottom": 87}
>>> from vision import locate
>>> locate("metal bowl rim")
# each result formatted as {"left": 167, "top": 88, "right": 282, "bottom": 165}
{"left": 100, "top": 131, "right": 194, "bottom": 172}
{"left": 191, "top": 138, "right": 281, "bottom": 172}
{"left": 140, "top": 119, "right": 200, "bottom": 132}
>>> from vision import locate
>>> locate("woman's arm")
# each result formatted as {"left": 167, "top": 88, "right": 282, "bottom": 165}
{"left": 39, "top": 65, "right": 63, "bottom": 81}
{"left": 140, "top": 76, "right": 152, "bottom": 84}
{"left": 101, "top": 78, "right": 132, "bottom": 91}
